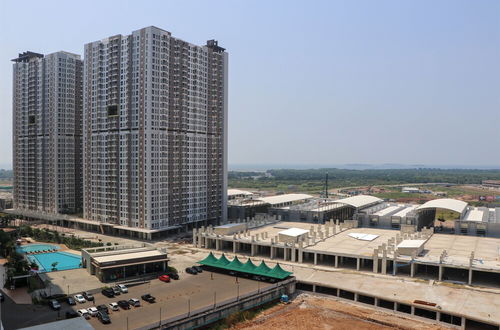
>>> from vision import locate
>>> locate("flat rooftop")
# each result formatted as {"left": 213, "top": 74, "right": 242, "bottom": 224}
{"left": 93, "top": 249, "right": 166, "bottom": 264}
{"left": 214, "top": 221, "right": 500, "bottom": 271}
{"left": 305, "top": 227, "right": 398, "bottom": 257}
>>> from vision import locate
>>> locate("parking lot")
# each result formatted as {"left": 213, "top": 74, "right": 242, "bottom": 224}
{"left": 72, "top": 270, "right": 272, "bottom": 330}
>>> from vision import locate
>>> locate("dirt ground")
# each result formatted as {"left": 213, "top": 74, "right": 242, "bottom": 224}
{"left": 232, "top": 294, "right": 450, "bottom": 330}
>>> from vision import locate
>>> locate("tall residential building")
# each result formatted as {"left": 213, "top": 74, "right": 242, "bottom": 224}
{"left": 83, "top": 26, "right": 227, "bottom": 235}
{"left": 12, "top": 51, "right": 83, "bottom": 214}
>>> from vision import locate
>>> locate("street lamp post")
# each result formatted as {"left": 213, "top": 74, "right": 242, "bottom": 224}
{"left": 237, "top": 283, "right": 240, "bottom": 301}
{"left": 159, "top": 307, "right": 162, "bottom": 327}
{"left": 188, "top": 298, "right": 191, "bottom": 317}
{"left": 213, "top": 291, "right": 216, "bottom": 309}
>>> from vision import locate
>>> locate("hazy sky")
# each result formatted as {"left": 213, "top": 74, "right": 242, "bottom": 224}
{"left": 1, "top": 0, "right": 499, "bottom": 169}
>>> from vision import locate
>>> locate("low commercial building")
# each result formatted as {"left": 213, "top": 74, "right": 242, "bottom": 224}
{"left": 454, "top": 207, "right": 500, "bottom": 237}
{"left": 228, "top": 189, "right": 254, "bottom": 200}
{"left": 81, "top": 244, "right": 168, "bottom": 282}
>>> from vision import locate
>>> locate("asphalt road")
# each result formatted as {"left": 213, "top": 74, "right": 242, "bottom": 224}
{"left": 81, "top": 271, "right": 272, "bottom": 330}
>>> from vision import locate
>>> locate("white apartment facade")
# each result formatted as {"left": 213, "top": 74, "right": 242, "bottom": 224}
{"left": 83, "top": 26, "right": 227, "bottom": 234}
{"left": 12, "top": 51, "right": 83, "bottom": 214}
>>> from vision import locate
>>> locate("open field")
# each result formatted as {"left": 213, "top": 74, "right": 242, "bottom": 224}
{"left": 232, "top": 294, "right": 448, "bottom": 330}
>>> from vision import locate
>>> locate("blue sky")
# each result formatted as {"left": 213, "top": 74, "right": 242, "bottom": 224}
{"left": 1, "top": 0, "right": 499, "bottom": 169}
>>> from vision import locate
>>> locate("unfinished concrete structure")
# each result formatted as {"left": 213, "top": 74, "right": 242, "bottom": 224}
{"left": 195, "top": 220, "right": 500, "bottom": 289}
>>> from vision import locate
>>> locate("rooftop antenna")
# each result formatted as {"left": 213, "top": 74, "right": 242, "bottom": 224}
{"left": 324, "top": 173, "right": 329, "bottom": 199}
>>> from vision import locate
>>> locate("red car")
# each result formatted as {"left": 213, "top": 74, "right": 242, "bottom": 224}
{"left": 159, "top": 274, "right": 170, "bottom": 282}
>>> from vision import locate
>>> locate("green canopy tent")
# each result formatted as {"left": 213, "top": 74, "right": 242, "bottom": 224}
{"left": 198, "top": 252, "right": 219, "bottom": 267}
{"left": 226, "top": 255, "right": 244, "bottom": 270}
{"left": 267, "top": 263, "right": 292, "bottom": 279}
{"left": 197, "top": 253, "right": 292, "bottom": 280}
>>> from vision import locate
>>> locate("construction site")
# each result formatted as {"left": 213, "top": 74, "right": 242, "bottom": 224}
{"left": 193, "top": 214, "right": 500, "bottom": 329}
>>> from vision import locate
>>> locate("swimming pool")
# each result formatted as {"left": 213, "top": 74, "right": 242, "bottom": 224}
{"left": 17, "top": 244, "right": 59, "bottom": 254}
{"left": 28, "top": 251, "right": 82, "bottom": 272}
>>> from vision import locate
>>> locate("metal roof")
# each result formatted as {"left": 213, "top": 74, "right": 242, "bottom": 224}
{"left": 334, "top": 195, "right": 383, "bottom": 209}
{"left": 463, "top": 208, "right": 485, "bottom": 222}
{"left": 259, "top": 193, "right": 313, "bottom": 206}
{"left": 373, "top": 205, "right": 401, "bottom": 217}
{"left": 416, "top": 198, "right": 468, "bottom": 215}
{"left": 392, "top": 205, "right": 418, "bottom": 218}
{"left": 228, "top": 189, "right": 253, "bottom": 196}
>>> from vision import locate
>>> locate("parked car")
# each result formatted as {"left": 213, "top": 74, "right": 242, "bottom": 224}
{"left": 67, "top": 297, "right": 76, "bottom": 305}
{"left": 167, "top": 272, "right": 179, "bottom": 280}
{"left": 87, "top": 306, "right": 99, "bottom": 317}
{"left": 108, "top": 302, "right": 119, "bottom": 311}
{"left": 77, "top": 309, "right": 90, "bottom": 319}
{"left": 74, "top": 294, "right": 86, "bottom": 304}
{"left": 49, "top": 299, "right": 61, "bottom": 310}
{"left": 65, "top": 310, "right": 79, "bottom": 319}
{"left": 193, "top": 265, "right": 203, "bottom": 273}
{"left": 117, "top": 284, "right": 128, "bottom": 293}
{"left": 112, "top": 286, "right": 121, "bottom": 296}
{"left": 97, "top": 311, "right": 111, "bottom": 324}
{"left": 97, "top": 304, "right": 109, "bottom": 313}
{"left": 82, "top": 291, "right": 94, "bottom": 301}
{"left": 141, "top": 294, "right": 155, "bottom": 303}
{"left": 158, "top": 274, "right": 170, "bottom": 282}
{"left": 117, "top": 300, "right": 130, "bottom": 310}
{"left": 128, "top": 298, "right": 140, "bottom": 307}
{"left": 102, "top": 288, "right": 114, "bottom": 298}
{"left": 185, "top": 267, "right": 198, "bottom": 275}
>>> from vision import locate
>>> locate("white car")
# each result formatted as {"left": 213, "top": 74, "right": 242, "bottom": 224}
{"left": 87, "top": 306, "right": 99, "bottom": 316}
{"left": 74, "top": 294, "right": 86, "bottom": 304}
{"left": 118, "top": 284, "right": 128, "bottom": 293}
{"left": 128, "top": 298, "right": 140, "bottom": 307}
{"left": 109, "top": 302, "right": 119, "bottom": 311}
{"left": 77, "top": 309, "right": 90, "bottom": 319}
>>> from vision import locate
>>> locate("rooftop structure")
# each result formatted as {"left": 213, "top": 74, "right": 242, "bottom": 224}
{"left": 228, "top": 189, "right": 254, "bottom": 200}
{"left": 258, "top": 194, "right": 313, "bottom": 207}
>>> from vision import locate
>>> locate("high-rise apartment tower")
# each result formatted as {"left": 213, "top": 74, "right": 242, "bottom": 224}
{"left": 83, "top": 26, "right": 227, "bottom": 235}
{"left": 12, "top": 51, "right": 83, "bottom": 214}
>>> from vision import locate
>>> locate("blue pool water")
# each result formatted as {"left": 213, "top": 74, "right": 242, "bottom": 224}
{"left": 17, "top": 244, "right": 59, "bottom": 254}
{"left": 27, "top": 251, "right": 82, "bottom": 272}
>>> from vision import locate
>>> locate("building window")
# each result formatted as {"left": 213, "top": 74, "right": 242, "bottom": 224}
{"left": 107, "top": 105, "right": 118, "bottom": 117}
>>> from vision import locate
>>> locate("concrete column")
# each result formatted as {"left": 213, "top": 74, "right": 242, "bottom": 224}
{"left": 291, "top": 245, "right": 296, "bottom": 262}
{"left": 284, "top": 248, "right": 289, "bottom": 261}
{"left": 374, "top": 297, "right": 379, "bottom": 306}
{"left": 312, "top": 284, "right": 316, "bottom": 293}
{"left": 381, "top": 250, "right": 387, "bottom": 275}
{"left": 298, "top": 249, "right": 303, "bottom": 263}
{"left": 192, "top": 228, "right": 197, "bottom": 246}
{"left": 393, "top": 258, "right": 397, "bottom": 276}
{"left": 334, "top": 255, "right": 339, "bottom": 268}
{"left": 356, "top": 258, "right": 360, "bottom": 271}
{"left": 436, "top": 311, "right": 441, "bottom": 321}
{"left": 411, "top": 306, "right": 415, "bottom": 315}
{"left": 461, "top": 317, "right": 466, "bottom": 329}
{"left": 215, "top": 239, "right": 221, "bottom": 251}
{"left": 251, "top": 244, "right": 256, "bottom": 256}
{"left": 354, "top": 293, "right": 358, "bottom": 301}
{"left": 410, "top": 262, "right": 415, "bottom": 277}
{"left": 468, "top": 268, "right": 473, "bottom": 285}
{"left": 270, "top": 246, "right": 275, "bottom": 259}
{"left": 438, "top": 265, "right": 443, "bottom": 281}
{"left": 233, "top": 242, "right": 237, "bottom": 253}
{"left": 314, "top": 253, "right": 318, "bottom": 265}
{"left": 394, "top": 302, "right": 398, "bottom": 312}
